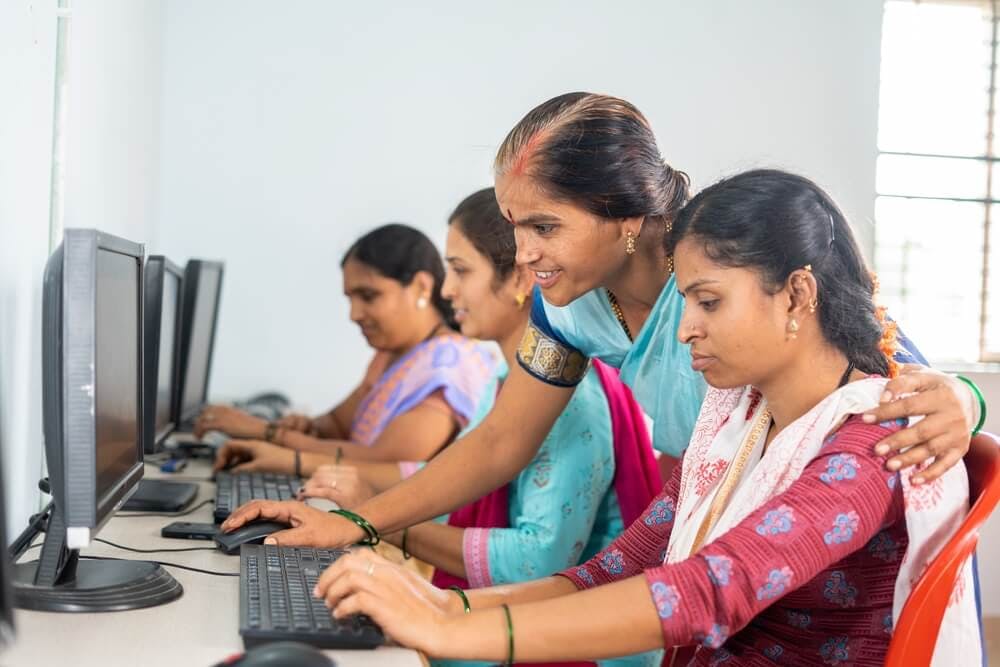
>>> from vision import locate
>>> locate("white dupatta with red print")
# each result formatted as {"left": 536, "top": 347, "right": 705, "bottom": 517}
{"left": 665, "top": 379, "right": 980, "bottom": 666}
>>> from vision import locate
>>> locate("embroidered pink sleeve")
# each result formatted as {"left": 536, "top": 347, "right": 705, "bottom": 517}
{"left": 641, "top": 417, "right": 904, "bottom": 649}
{"left": 559, "top": 461, "right": 683, "bottom": 589}
{"left": 463, "top": 527, "right": 494, "bottom": 588}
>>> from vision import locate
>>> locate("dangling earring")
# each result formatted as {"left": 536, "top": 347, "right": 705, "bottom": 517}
{"left": 416, "top": 296, "right": 428, "bottom": 309}
{"left": 787, "top": 318, "right": 799, "bottom": 340}
{"left": 625, "top": 231, "right": 637, "bottom": 255}
{"left": 514, "top": 293, "right": 527, "bottom": 309}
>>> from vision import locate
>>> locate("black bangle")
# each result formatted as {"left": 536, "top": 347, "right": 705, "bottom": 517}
{"left": 335, "top": 446, "right": 343, "bottom": 465}
{"left": 330, "top": 508, "right": 380, "bottom": 546}
{"left": 448, "top": 585, "right": 470, "bottom": 613}
{"left": 401, "top": 527, "right": 411, "bottom": 559}
{"left": 501, "top": 603, "right": 514, "bottom": 665}
{"left": 293, "top": 450, "right": 302, "bottom": 478}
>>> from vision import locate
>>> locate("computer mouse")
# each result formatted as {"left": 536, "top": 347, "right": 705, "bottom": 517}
{"left": 234, "top": 641, "right": 335, "bottom": 667}
{"left": 214, "top": 520, "right": 291, "bottom": 555}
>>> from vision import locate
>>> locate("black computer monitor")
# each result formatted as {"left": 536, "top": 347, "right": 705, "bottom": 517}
{"left": 143, "top": 256, "right": 183, "bottom": 454}
{"left": 176, "top": 260, "right": 224, "bottom": 427}
{"left": 13, "top": 229, "right": 182, "bottom": 612}
{"left": 0, "top": 446, "right": 15, "bottom": 647}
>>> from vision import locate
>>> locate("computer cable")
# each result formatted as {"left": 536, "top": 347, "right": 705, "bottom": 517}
{"left": 116, "top": 497, "right": 214, "bottom": 518}
{"left": 93, "top": 537, "right": 217, "bottom": 554}
{"left": 81, "top": 554, "right": 239, "bottom": 578}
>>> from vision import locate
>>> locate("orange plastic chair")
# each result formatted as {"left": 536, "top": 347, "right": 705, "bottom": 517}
{"left": 885, "top": 432, "right": 1000, "bottom": 666}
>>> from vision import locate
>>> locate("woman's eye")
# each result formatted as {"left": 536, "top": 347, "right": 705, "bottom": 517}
{"left": 699, "top": 299, "right": 719, "bottom": 311}
{"left": 534, "top": 224, "right": 555, "bottom": 235}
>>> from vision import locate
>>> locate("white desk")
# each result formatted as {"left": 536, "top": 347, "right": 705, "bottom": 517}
{"left": 4, "top": 460, "right": 424, "bottom": 667}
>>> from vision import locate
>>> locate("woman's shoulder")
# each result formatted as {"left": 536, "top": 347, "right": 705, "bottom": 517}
{"left": 532, "top": 286, "right": 627, "bottom": 363}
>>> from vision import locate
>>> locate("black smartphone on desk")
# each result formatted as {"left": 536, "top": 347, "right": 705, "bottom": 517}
{"left": 161, "top": 521, "right": 219, "bottom": 540}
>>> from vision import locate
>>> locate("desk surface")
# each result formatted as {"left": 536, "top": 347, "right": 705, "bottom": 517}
{"left": 4, "top": 459, "right": 423, "bottom": 667}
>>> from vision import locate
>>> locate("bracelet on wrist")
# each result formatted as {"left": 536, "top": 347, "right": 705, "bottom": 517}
{"left": 401, "top": 527, "right": 411, "bottom": 559}
{"left": 330, "top": 508, "right": 380, "bottom": 546}
{"left": 448, "top": 585, "right": 470, "bottom": 614}
{"left": 956, "top": 375, "right": 988, "bottom": 436}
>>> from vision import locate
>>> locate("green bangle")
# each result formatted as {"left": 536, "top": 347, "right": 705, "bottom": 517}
{"left": 501, "top": 603, "right": 514, "bottom": 665}
{"left": 330, "top": 508, "right": 380, "bottom": 546}
{"left": 448, "top": 585, "right": 470, "bottom": 613}
{"left": 401, "top": 527, "right": 411, "bottom": 560}
{"left": 956, "top": 375, "right": 987, "bottom": 436}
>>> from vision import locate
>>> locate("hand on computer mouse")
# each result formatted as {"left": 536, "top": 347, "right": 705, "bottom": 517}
{"left": 298, "top": 465, "right": 375, "bottom": 509}
{"left": 221, "top": 499, "right": 361, "bottom": 548}
{"left": 314, "top": 549, "right": 453, "bottom": 656}
{"left": 195, "top": 404, "right": 268, "bottom": 440}
{"left": 213, "top": 439, "right": 296, "bottom": 474}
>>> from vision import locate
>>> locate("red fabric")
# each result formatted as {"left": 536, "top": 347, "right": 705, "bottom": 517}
{"left": 591, "top": 359, "right": 663, "bottom": 527}
{"left": 561, "top": 417, "right": 908, "bottom": 666}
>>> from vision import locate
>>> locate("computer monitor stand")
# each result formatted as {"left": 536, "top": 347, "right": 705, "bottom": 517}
{"left": 13, "top": 507, "right": 183, "bottom": 612}
{"left": 122, "top": 479, "right": 198, "bottom": 512}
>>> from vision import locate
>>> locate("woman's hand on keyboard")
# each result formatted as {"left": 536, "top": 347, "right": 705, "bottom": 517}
{"left": 299, "top": 465, "right": 375, "bottom": 509}
{"left": 315, "top": 548, "right": 456, "bottom": 654}
{"left": 194, "top": 405, "right": 268, "bottom": 440}
{"left": 213, "top": 439, "right": 296, "bottom": 474}
{"left": 221, "top": 499, "right": 366, "bottom": 548}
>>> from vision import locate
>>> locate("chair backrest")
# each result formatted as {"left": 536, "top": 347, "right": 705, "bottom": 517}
{"left": 885, "top": 432, "right": 1000, "bottom": 667}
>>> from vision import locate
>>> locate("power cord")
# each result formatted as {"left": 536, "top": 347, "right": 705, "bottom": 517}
{"left": 94, "top": 537, "right": 217, "bottom": 554}
{"left": 117, "top": 498, "right": 214, "bottom": 518}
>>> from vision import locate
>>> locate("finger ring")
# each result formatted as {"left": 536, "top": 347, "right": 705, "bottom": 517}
{"left": 366, "top": 561, "right": 375, "bottom": 577}
{"left": 329, "top": 480, "right": 338, "bottom": 490}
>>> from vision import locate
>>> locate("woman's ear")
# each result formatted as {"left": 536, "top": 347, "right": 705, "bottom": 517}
{"left": 511, "top": 265, "right": 536, "bottom": 302}
{"left": 785, "top": 267, "right": 819, "bottom": 317}
{"left": 411, "top": 270, "right": 436, "bottom": 305}
{"left": 620, "top": 215, "right": 645, "bottom": 241}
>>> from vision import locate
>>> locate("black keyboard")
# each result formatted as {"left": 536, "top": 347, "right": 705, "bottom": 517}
{"left": 239, "top": 544, "right": 384, "bottom": 649}
{"left": 214, "top": 471, "right": 301, "bottom": 522}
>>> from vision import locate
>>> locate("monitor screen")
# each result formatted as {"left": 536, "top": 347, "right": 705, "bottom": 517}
{"left": 179, "top": 263, "right": 222, "bottom": 420}
{"left": 94, "top": 247, "right": 142, "bottom": 504}
{"left": 154, "top": 269, "right": 180, "bottom": 436}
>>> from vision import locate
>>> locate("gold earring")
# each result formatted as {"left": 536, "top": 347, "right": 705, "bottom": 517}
{"left": 787, "top": 318, "right": 799, "bottom": 339}
{"left": 808, "top": 298, "right": 818, "bottom": 314}
{"left": 625, "top": 231, "right": 637, "bottom": 255}
{"left": 515, "top": 293, "right": 527, "bottom": 309}
{"left": 416, "top": 296, "right": 428, "bottom": 309}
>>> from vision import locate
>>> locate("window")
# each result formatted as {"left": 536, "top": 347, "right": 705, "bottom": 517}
{"left": 874, "top": 0, "right": 997, "bottom": 363}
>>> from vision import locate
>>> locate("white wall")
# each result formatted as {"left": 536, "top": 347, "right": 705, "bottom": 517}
{"left": 0, "top": 0, "right": 59, "bottom": 538}
{"left": 0, "top": 0, "right": 164, "bottom": 536}
{"left": 155, "top": 0, "right": 884, "bottom": 412}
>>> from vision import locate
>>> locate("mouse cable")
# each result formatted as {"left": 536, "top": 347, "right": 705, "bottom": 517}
{"left": 117, "top": 498, "right": 214, "bottom": 518}
{"left": 80, "top": 554, "right": 239, "bottom": 578}
{"left": 94, "top": 537, "right": 218, "bottom": 554}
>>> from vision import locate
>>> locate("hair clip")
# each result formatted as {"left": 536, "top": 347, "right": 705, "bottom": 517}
{"left": 828, "top": 212, "right": 836, "bottom": 246}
